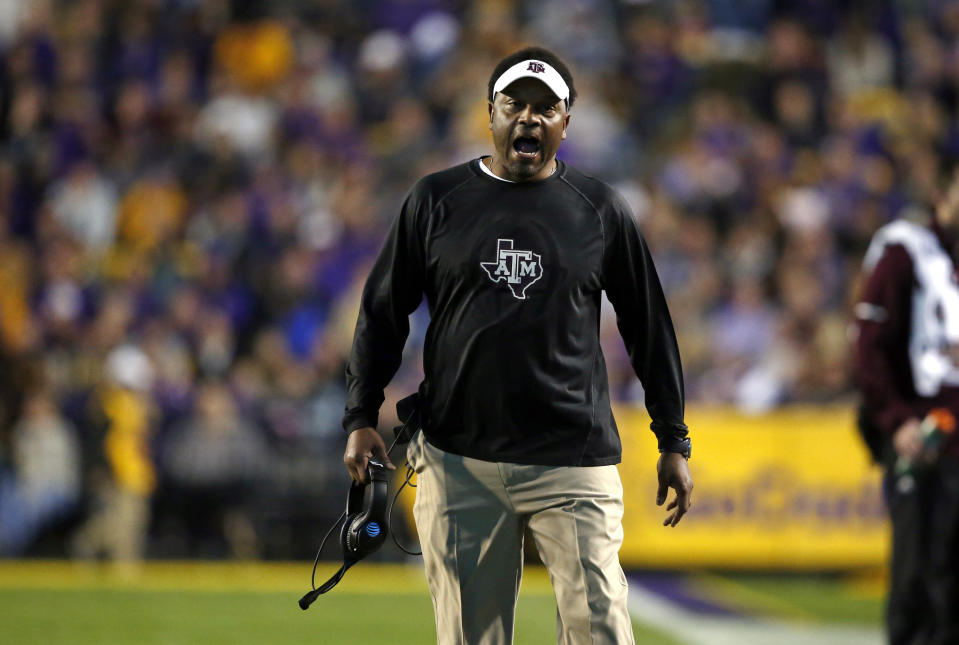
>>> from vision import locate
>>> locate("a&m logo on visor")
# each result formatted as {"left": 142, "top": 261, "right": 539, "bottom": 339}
{"left": 480, "top": 239, "right": 543, "bottom": 300}
{"left": 527, "top": 62, "right": 546, "bottom": 74}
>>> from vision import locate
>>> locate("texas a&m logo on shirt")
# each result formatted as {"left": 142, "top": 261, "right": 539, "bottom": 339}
{"left": 480, "top": 238, "right": 543, "bottom": 300}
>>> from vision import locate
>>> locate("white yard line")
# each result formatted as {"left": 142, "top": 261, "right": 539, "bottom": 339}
{"left": 628, "top": 582, "right": 882, "bottom": 645}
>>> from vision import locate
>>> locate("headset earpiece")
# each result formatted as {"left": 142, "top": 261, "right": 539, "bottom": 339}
{"left": 343, "top": 460, "right": 389, "bottom": 557}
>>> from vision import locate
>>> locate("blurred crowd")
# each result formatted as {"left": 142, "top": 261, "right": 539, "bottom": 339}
{"left": 1, "top": 0, "right": 957, "bottom": 559}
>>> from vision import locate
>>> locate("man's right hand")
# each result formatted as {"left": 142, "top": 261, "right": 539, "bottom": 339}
{"left": 343, "top": 427, "right": 395, "bottom": 483}
{"left": 893, "top": 418, "right": 922, "bottom": 461}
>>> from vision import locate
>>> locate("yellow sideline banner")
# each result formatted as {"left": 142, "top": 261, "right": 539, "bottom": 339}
{"left": 616, "top": 406, "right": 888, "bottom": 569}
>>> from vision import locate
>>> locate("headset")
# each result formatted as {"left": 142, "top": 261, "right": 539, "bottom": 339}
{"left": 298, "top": 460, "right": 390, "bottom": 609}
{"left": 299, "top": 394, "right": 422, "bottom": 610}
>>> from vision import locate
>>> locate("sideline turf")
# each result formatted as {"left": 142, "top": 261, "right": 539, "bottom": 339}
{"left": 0, "top": 562, "right": 681, "bottom": 645}
{"left": 1, "top": 589, "right": 463, "bottom": 644}
{"left": 697, "top": 573, "right": 883, "bottom": 625}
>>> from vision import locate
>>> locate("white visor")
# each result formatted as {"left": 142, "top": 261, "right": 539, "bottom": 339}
{"left": 492, "top": 59, "right": 570, "bottom": 107}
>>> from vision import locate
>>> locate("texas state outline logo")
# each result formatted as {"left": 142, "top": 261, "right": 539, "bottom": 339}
{"left": 480, "top": 238, "right": 543, "bottom": 300}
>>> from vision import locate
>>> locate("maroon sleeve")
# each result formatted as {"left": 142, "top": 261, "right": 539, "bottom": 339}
{"left": 854, "top": 244, "right": 918, "bottom": 434}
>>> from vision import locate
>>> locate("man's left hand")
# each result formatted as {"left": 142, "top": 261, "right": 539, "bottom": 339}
{"left": 656, "top": 453, "right": 693, "bottom": 527}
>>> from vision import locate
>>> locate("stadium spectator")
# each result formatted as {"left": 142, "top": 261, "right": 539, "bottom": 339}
{"left": 72, "top": 344, "right": 156, "bottom": 566}
{"left": 0, "top": 0, "right": 958, "bottom": 558}
{"left": 161, "top": 381, "right": 267, "bottom": 558}
{"left": 0, "top": 387, "right": 80, "bottom": 555}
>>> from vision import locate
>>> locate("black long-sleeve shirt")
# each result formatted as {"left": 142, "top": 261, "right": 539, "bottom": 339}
{"left": 343, "top": 158, "right": 687, "bottom": 466}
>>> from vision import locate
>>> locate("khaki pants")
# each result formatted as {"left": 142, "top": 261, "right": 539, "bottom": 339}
{"left": 408, "top": 431, "right": 634, "bottom": 645}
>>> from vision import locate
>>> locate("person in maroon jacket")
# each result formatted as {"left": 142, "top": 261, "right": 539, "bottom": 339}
{"left": 854, "top": 172, "right": 959, "bottom": 645}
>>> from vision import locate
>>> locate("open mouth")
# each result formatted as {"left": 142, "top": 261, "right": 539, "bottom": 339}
{"left": 512, "top": 136, "right": 541, "bottom": 160}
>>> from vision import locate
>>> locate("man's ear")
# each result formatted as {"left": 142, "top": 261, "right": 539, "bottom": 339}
{"left": 488, "top": 102, "right": 494, "bottom": 130}
{"left": 561, "top": 113, "right": 570, "bottom": 140}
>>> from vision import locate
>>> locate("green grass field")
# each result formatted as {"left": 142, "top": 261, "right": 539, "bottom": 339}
{"left": 0, "top": 561, "right": 880, "bottom": 644}
{"left": 694, "top": 572, "right": 884, "bottom": 625}
{"left": 0, "top": 561, "right": 682, "bottom": 645}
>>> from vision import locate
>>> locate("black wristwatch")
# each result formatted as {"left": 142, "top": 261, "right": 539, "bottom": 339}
{"left": 659, "top": 437, "right": 691, "bottom": 460}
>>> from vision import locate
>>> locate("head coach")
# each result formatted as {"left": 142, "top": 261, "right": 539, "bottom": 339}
{"left": 341, "top": 46, "right": 693, "bottom": 645}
